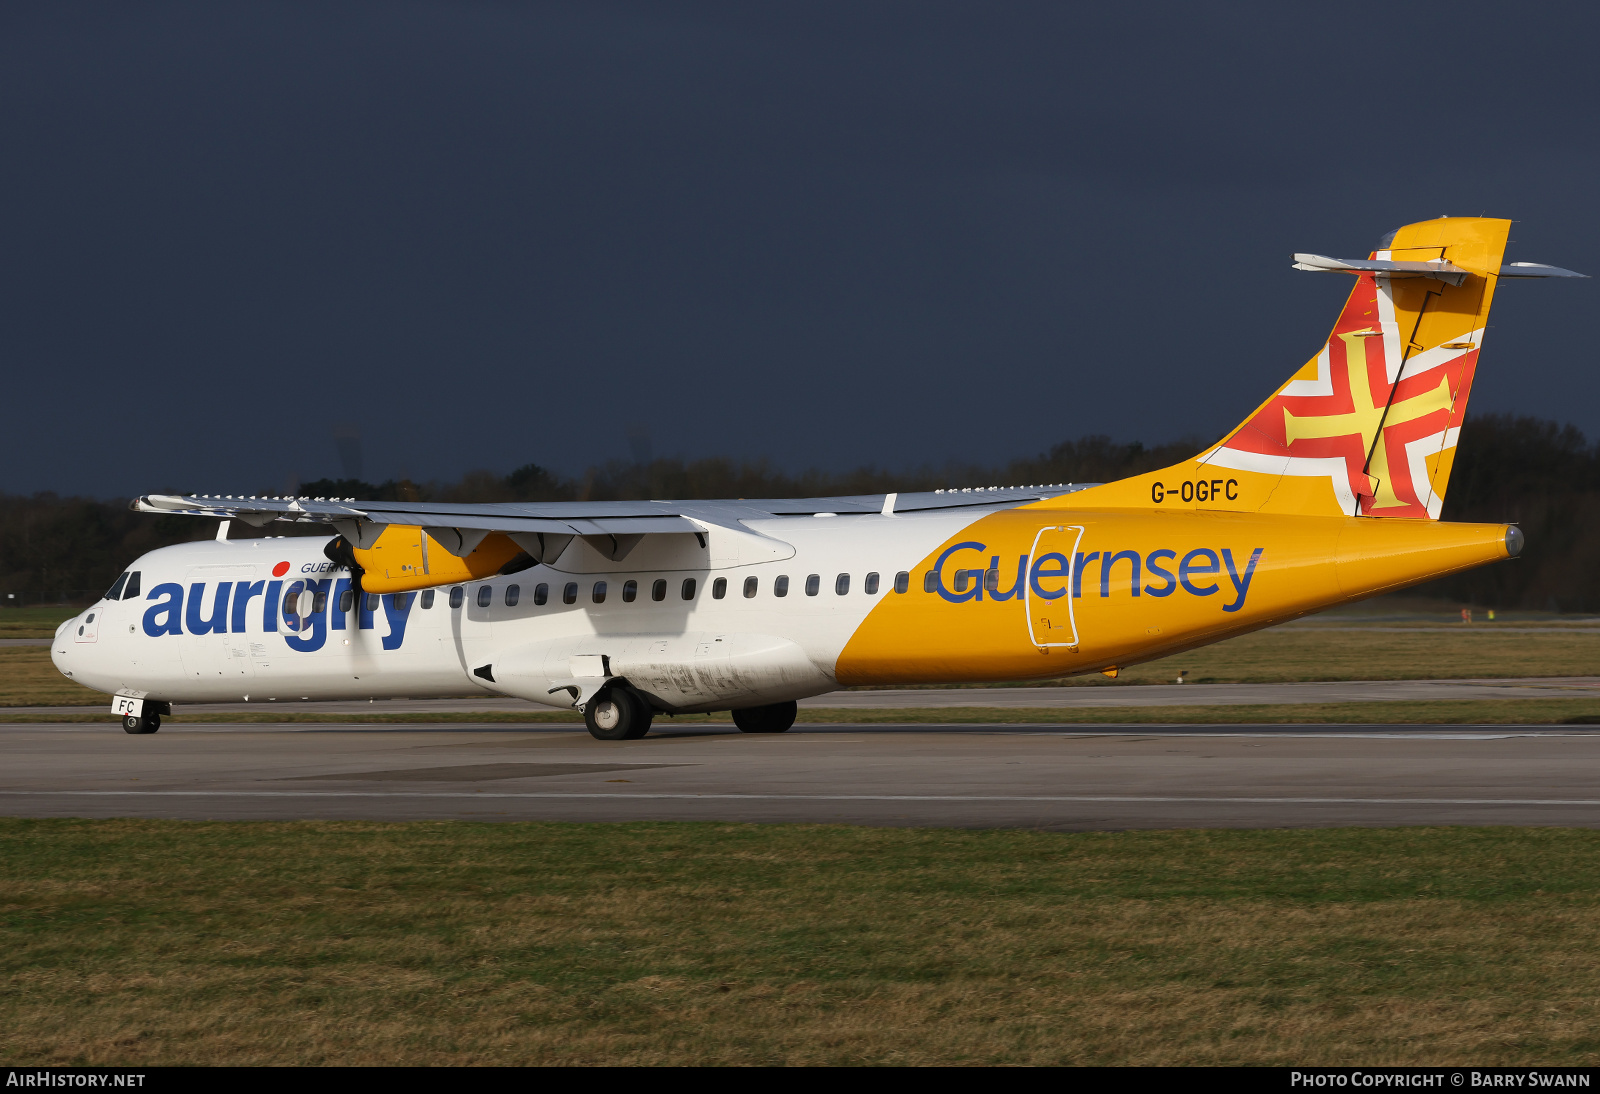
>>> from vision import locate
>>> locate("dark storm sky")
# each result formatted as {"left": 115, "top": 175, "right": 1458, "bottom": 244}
{"left": 4, "top": 2, "right": 1596, "bottom": 497}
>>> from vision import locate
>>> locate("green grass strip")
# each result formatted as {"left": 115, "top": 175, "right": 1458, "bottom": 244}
{"left": 6, "top": 820, "right": 1600, "bottom": 1065}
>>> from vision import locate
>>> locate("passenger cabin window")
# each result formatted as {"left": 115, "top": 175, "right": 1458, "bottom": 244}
{"left": 682, "top": 578, "right": 697, "bottom": 600}
{"left": 449, "top": 586, "right": 464, "bottom": 609}
{"left": 743, "top": 576, "right": 758, "bottom": 598}
{"left": 652, "top": 579, "right": 667, "bottom": 602}
{"left": 105, "top": 573, "right": 128, "bottom": 601}
{"left": 835, "top": 573, "right": 850, "bottom": 595}
{"left": 394, "top": 592, "right": 410, "bottom": 610}
{"left": 123, "top": 572, "right": 140, "bottom": 600}
{"left": 339, "top": 589, "right": 355, "bottom": 613}
{"left": 984, "top": 567, "right": 999, "bottom": 593}
{"left": 421, "top": 589, "right": 435, "bottom": 609}
{"left": 313, "top": 591, "right": 328, "bottom": 613}
{"left": 894, "top": 571, "right": 910, "bottom": 594}
{"left": 865, "top": 572, "right": 880, "bottom": 595}
{"left": 534, "top": 583, "right": 548, "bottom": 606}
{"left": 505, "top": 584, "right": 519, "bottom": 607}
{"left": 712, "top": 577, "right": 727, "bottom": 599}
{"left": 367, "top": 593, "right": 381, "bottom": 611}
{"left": 923, "top": 571, "right": 937, "bottom": 593}
{"left": 593, "top": 581, "right": 607, "bottom": 604}
{"left": 952, "top": 570, "right": 970, "bottom": 593}
{"left": 476, "top": 585, "right": 492, "bottom": 608}
{"left": 805, "top": 574, "right": 820, "bottom": 596}
{"left": 622, "top": 580, "right": 638, "bottom": 603}
{"left": 563, "top": 582, "right": 578, "bottom": 605}
{"left": 774, "top": 575, "right": 789, "bottom": 597}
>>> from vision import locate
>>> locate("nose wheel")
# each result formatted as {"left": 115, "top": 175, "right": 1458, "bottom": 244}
{"left": 122, "top": 713, "right": 160, "bottom": 734}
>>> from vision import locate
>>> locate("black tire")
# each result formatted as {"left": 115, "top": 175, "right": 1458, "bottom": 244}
{"left": 732, "top": 700, "right": 797, "bottom": 733}
{"left": 123, "top": 713, "right": 160, "bottom": 735}
{"left": 584, "top": 688, "right": 652, "bottom": 741}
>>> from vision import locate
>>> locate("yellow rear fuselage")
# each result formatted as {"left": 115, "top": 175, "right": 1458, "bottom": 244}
{"left": 837, "top": 507, "right": 1514, "bottom": 684}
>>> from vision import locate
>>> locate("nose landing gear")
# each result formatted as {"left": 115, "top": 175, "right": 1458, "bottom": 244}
{"left": 122, "top": 712, "right": 161, "bottom": 734}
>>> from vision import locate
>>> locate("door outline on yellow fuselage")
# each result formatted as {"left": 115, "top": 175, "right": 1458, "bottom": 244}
{"left": 1025, "top": 525, "right": 1084, "bottom": 648}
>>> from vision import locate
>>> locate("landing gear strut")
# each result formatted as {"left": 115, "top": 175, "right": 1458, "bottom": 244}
{"left": 732, "top": 700, "right": 797, "bottom": 733}
{"left": 584, "top": 687, "right": 654, "bottom": 741}
{"left": 122, "top": 712, "right": 160, "bottom": 735}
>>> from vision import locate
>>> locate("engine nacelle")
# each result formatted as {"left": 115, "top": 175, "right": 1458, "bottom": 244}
{"left": 344, "top": 525, "right": 527, "bottom": 594}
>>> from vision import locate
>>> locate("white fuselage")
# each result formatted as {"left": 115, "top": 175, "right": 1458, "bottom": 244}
{"left": 52, "top": 508, "right": 987, "bottom": 713}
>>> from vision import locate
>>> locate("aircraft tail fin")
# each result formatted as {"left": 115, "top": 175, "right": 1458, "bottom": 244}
{"left": 1061, "top": 216, "right": 1529, "bottom": 519}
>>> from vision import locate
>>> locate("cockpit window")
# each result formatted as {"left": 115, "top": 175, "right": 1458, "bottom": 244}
{"left": 105, "top": 573, "right": 129, "bottom": 601}
{"left": 123, "top": 572, "right": 141, "bottom": 600}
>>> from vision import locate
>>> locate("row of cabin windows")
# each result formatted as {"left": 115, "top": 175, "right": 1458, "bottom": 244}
{"left": 396, "top": 569, "right": 922, "bottom": 611}
{"left": 284, "top": 570, "right": 975, "bottom": 619}
{"left": 98, "top": 569, "right": 941, "bottom": 610}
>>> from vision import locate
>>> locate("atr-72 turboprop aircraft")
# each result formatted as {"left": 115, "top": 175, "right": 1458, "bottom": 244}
{"left": 54, "top": 217, "right": 1586, "bottom": 739}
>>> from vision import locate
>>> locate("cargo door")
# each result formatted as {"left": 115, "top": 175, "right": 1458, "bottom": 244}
{"left": 1025, "top": 526, "right": 1084, "bottom": 648}
{"left": 180, "top": 565, "right": 257, "bottom": 688}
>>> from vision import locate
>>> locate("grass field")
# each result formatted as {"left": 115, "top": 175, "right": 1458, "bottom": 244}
{"left": 1104, "top": 625, "right": 1600, "bottom": 686}
{"left": 0, "top": 648, "right": 101, "bottom": 706}
{"left": 3, "top": 819, "right": 1599, "bottom": 1065}
{"left": 0, "top": 607, "right": 75, "bottom": 639}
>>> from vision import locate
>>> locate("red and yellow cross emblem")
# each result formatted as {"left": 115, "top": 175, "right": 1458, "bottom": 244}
{"left": 1282, "top": 330, "right": 1453, "bottom": 512}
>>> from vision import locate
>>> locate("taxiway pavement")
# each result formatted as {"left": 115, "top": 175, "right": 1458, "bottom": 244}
{"left": 6, "top": 720, "right": 1600, "bottom": 829}
{"left": 11, "top": 676, "right": 1600, "bottom": 719}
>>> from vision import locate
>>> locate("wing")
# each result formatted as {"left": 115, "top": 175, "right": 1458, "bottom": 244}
{"left": 130, "top": 486, "right": 1095, "bottom": 592}
{"left": 130, "top": 486, "right": 1092, "bottom": 535}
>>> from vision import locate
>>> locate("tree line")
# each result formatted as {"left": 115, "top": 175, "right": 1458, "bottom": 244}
{"left": 0, "top": 415, "right": 1587, "bottom": 611}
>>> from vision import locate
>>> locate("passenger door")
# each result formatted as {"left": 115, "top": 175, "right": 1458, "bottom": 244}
{"left": 1025, "top": 526, "right": 1084, "bottom": 648}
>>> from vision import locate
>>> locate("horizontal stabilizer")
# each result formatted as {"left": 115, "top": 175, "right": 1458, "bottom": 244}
{"left": 1498, "top": 261, "right": 1588, "bottom": 279}
{"left": 1291, "top": 253, "right": 1470, "bottom": 286}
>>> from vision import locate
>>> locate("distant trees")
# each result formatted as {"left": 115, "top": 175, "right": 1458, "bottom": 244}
{"left": 1416, "top": 414, "right": 1600, "bottom": 611}
{"left": 0, "top": 416, "right": 1590, "bottom": 609}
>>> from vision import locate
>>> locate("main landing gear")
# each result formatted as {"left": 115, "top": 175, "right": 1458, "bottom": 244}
{"left": 731, "top": 700, "right": 797, "bottom": 734}
{"left": 584, "top": 688, "right": 655, "bottom": 741}
{"left": 122, "top": 712, "right": 161, "bottom": 735}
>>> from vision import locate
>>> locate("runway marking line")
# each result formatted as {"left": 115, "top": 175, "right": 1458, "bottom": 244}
{"left": 1005, "top": 731, "right": 1578, "bottom": 739}
{"left": 3, "top": 790, "right": 1600, "bottom": 807}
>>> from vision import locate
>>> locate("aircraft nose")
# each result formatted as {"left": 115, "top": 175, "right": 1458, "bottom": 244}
{"left": 50, "top": 619, "right": 72, "bottom": 677}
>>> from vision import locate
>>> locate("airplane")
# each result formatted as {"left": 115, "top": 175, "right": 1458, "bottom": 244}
{"left": 52, "top": 216, "right": 1586, "bottom": 739}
